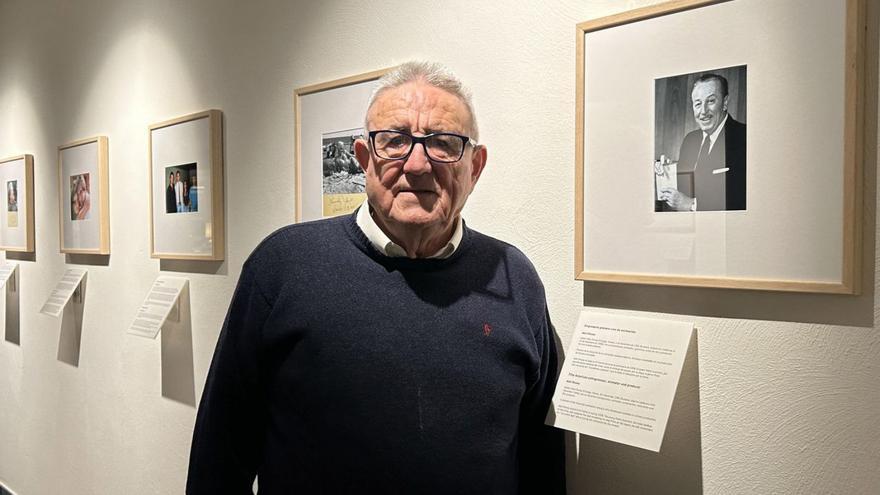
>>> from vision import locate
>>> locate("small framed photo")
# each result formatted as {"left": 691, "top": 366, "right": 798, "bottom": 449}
{"left": 575, "top": 0, "right": 866, "bottom": 293}
{"left": 294, "top": 67, "right": 394, "bottom": 221}
{"left": 58, "top": 137, "right": 110, "bottom": 254}
{"left": 0, "top": 154, "right": 35, "bottom": 252}
{"left": 149, "top": 110, "right": 224, "bottom": 260}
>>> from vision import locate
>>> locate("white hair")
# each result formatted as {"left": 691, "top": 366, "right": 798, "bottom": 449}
{"left": 364, "top": 61, "right": 480, "bottom": 142}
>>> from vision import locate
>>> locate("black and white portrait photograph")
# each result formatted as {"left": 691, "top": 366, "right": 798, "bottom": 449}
{"left": 654, "top": 65, "right": 747, "bottom": 212}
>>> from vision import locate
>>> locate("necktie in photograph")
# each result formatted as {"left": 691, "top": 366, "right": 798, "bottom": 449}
{"left": 696, "top": 134, "right": 711, "bottom": 169}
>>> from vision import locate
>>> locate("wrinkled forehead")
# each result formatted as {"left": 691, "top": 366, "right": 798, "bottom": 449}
{"left": 692, "top": 80, "right": 722, "bottom": 99}
{"left": 366, "top": 82, "right": 472, "bottom": 133}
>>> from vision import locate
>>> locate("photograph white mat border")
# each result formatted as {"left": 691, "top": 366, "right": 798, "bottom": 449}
{"left": 58, "top": 137, "right": 109, "bottom": 254}
{"left": 294, "top": 67, "right": 394, "bottom": 222}
{"left": 0, "top": 155, "right": 33, "bottom": 252}
{"left": 148, "top": 109, "right": 224, "bottom": 261}
{"left": 575, "top": 0, "right": 864, "bottom": 293}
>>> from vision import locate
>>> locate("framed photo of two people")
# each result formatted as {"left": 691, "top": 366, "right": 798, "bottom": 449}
{"left": 575, "top": 0, "right": 866, "bottom": 294}
{"left": 149, "top": 110, "right": 225, "bottom": 260}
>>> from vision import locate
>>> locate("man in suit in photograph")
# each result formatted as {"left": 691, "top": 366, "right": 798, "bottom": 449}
{"left": 658, "top": 73, "right": 746, "bottom": 211}
{"left": 166, "top": 172, "right": 176, "bottom": 213}
{"left": 175, "top": 170, "right": 184, "bottom": 212}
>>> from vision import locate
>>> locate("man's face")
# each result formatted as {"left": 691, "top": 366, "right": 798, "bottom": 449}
{"left": 169, "top": 174, "right": 174, "bottom": 185}
{"left": 354, "top": 81, "right": 486, "bottom": 234}
{"left": 691, "top": 80, "right": 729, "bottom": 134}
{"left": 175, "top": 172, "right": 181, "bottom": 183}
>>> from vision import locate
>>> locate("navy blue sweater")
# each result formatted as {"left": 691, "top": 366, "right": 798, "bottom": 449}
{"left": 187, "top": 212, "right": 565, "bottom": 494}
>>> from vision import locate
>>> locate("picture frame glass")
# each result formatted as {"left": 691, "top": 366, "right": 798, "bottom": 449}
{"left": 60, "top": 141, "right": 105, "bottom": 252}
{"left": 150, "top": 114, "right": 216, "bottom": 258}
{"left": 579, "top": 0, "right": 851, "bottom": 288}
{"left": 0, "top": 157, "right": 29, "bottom": 250}
{"left": 298, "top": 74, "right": 383, "bottom": 221}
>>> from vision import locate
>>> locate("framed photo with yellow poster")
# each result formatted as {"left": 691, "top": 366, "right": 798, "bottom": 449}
{"left": 294, "top": 67, "right": 394, "bottom": 221}
{"left": 0, "top": 154, "right": 34, "bottom": 252}
{"left": 58, "top": 137, "right": 110, "bottom": 254}
{"left": 575, "top": 0, "right": 866, "bottom": 293}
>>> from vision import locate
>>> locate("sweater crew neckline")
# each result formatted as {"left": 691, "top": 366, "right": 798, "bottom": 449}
{"left": 342, "top": 210, "right": 471, "bottom": 270}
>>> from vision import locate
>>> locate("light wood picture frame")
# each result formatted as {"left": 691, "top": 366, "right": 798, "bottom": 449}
{"left": 294, "top": 67, "right": 394, "bottom": 222}
{"left": 58, "top": 136, "right": 110, "bottom": 254}
{"left": 148, "top": 109, "right": 224, "bottom": 261}
{"left": 575, "top": 0, "right": 865, "bottom": 293}
{"left": 0, "top": 154, "right": 35, "bottom": 252}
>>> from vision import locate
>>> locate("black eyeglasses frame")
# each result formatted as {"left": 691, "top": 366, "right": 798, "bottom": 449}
{"left": 367, "top": 130, "right": 478, "bottom": 164}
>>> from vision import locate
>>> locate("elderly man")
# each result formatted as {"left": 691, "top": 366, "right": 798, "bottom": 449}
{"left": 187, "top": 62, "right": 565, "bottom": 494}
{"left": 658, "top": 73, "right": 746, "bottom": 211}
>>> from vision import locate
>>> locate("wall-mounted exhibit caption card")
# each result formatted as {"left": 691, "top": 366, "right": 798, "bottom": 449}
{"left": 128, "top": 276, "right": 188, "bottom": 339}
{"left": 40, "top": 268, "right": 87, "bottom": 317}
{"left": 0, "top": 262, "right": 18, "bottom": 289}
{"left": 550, "top": 310, "right": 693, "bottom": 452}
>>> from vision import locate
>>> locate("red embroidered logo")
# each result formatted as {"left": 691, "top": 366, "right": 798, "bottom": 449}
{"left": 482, "top": 323, "right": 493, "bottom": 336}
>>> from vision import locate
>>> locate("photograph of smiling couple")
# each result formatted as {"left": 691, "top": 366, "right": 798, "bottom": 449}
{"left": 654, "top": 64, "right": 747, "bottom": 212}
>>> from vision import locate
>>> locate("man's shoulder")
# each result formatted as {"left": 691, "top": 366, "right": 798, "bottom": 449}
{"left": 467, "top": 227, "right": 525, "bottom": 254}
{"left": 726, "top": 116, "right": 745, "bottom": 128}
{"left": 722, "top": 117, "right": 746, "bottom": 153}
{"left": 238, "top": 216, "right": 352, "bottom": 289}
{"left": 725, "top": 117, "right": 746, "bottom": 136}
{"left": 681, "top": 128, "right": 704, "bottom": 147}
{"left": 249, "top": 215, "right": 349, "bottom": 261}
{"left": 465, "top": 227, "right": 542, "bottom": 282}
{"left": 724, "top": 115, "right": 746, "bottom": 132}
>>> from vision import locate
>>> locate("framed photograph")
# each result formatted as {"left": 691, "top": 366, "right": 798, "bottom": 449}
{"left": 294, "top": 67, "right": 394, "bottom": 222}
{"left": 149, "top": 109, "right": 224, "bottom": 260}
{"left": 575, "top": 0, "right": 866, "bottom": 293}
{"left": 0, "top": 154, "right": 34, "bottom": 252}
{"left": 58, "top": 137, "right": 110, "bottom": 254}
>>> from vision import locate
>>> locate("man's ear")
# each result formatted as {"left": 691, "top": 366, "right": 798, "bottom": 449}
{"left": 723, "top": 94, "right": 730, "bottom": 112}
{"left": 354, "top": 138, "right": 371, "bottom": 173}
{"left": 469, "top": 145, "right": 488, "bottom": 185}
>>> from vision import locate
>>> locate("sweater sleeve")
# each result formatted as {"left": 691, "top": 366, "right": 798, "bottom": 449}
{"left": 187, "top": 260, "right": 271, "bottom": 494}
{"left": 518, "top": 306, "right": 567, "bottom": 494}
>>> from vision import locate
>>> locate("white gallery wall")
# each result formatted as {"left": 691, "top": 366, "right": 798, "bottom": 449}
{"left": 0, "top": 0, "right": 877, "bottom": 493}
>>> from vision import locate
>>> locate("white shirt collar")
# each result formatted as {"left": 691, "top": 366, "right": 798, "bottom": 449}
{"left": 355, "top": 200, "right": 463, "bottom": 259}
{"left": 704, "top": 113, "right": 729, "bottom": 152}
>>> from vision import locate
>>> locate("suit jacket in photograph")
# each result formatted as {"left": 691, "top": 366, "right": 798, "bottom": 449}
{"left": 166, "top": 184, "right": 177, "bottom": 213}
{"left": 676, "top": 117, "right": 746, "bottom": 211}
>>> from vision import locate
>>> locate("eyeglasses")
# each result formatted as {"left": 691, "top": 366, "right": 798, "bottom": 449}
{"left": 367, "top": 130, "right": 477, "bottom": 163}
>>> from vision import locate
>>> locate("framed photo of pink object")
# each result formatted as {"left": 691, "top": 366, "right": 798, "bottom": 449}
{"left": 58, "top": 137, "right": 110, "bottom": 254}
